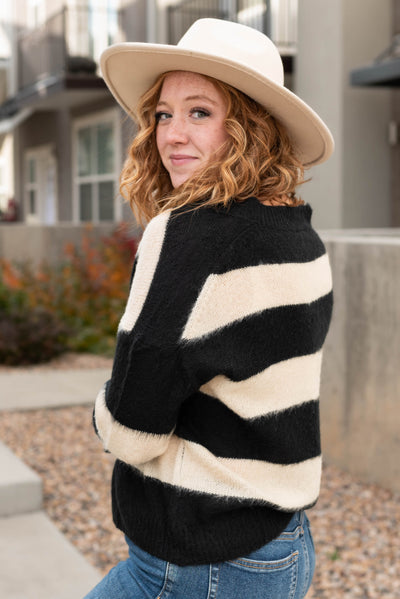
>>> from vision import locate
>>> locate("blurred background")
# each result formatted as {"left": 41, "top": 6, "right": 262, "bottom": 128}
{"left": 0, "top": 2, "right": 399, "bottom": 597}
{"left": 1, "top": 0, "right": 398, "bottom": 490}
{"left": 0, "top": 0, "right": 399, "bottom": 233}
{"left": 0, "top": 0, "right": 400, "bottom": 506}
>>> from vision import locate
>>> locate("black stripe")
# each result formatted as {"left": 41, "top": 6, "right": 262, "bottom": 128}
{"left": 112, "top": 459, "right": 299, "bottom": 566}
{"left": 217, "top": 222, "right": 327, "bottom": 271}
{"left": 108, "top": 293, "right": 332, "bottom": 434}
{"left": 132, "top": 208, "right": 327, "bottom": 343}
{"left": 181, "top": 292, "right": 333, "bottom": 384}
{"left": 176, "top": 394, "right": 320, "bottom": 464}
{"left": 129, "top": 254, "right": 138, "bottom": 288}
{"left": 105, "top": 338, "right": 189, "bottom": 434}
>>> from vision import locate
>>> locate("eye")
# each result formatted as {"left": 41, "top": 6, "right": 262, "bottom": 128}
{"left": 191, "top": 108, "right": 211, "bottom": 119}
{"left": 155, "top": 111, "right": 171, "bottom": 123}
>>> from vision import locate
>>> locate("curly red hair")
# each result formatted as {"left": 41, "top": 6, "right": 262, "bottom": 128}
{"left": 120, "top": 72, "right": 305, "bottom": 226}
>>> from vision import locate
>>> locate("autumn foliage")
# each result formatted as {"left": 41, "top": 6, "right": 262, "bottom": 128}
{"left": 0, "top": 224, "right": 138, "bottom": 364}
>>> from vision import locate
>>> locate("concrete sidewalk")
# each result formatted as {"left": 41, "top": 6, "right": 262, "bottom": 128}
{"left": 0, "top": 367, "right": 110, "bottom": 598}
{"left": 0, "top": 512, "right": 101, "bottom": 598}
{"left": 0, "top": 367, "right": 111, "bottom": 411}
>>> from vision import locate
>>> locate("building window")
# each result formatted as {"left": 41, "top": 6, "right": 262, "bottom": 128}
{"left": 27, "top": 0, "right": 45, "bottom": 29}
{"left": 69, "top": 0, "right": 120, "bottom": 63}
{"left": 73, "top": 110, "right": 121, "bottom": 223}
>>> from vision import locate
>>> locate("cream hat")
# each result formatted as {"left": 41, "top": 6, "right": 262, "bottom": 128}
{"left": 100, "top": 18, "right": 334, "bottom": 167}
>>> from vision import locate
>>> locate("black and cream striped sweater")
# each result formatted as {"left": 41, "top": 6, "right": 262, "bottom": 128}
{"left": 93, "top": 197, "right": 333, "bottom": 566}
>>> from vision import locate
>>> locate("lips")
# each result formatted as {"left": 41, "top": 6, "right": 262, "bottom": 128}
{"left": 170, "top": 154, "right": 198, "bottom": 165}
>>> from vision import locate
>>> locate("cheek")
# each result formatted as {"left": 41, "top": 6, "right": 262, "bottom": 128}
{"left": 155, "top": 128, "right": 161, "bottom": 150}
{"left": 215, "top": 118, "right": 229, "bottom": 143}
{"left": 208, "top": 124, "right": 229, "bottom": 154}
{"left": 155, "top": 127, "right": 165, "bottom": 156}
{"left": 219, "top": 128, "right": 230, "bottom": 145}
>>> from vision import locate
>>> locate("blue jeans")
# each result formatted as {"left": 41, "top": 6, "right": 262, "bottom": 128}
{"left": 83, "top": 511, "right": 315, "bottom": 599}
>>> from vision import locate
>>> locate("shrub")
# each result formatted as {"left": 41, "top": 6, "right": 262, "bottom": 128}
{"left": 0, "top": 274, "right": 70, "bottom": 365}
{"left": 0, "top": 306, "right": 69, "bottom": 366}
{"left": 0, "top": 224, "right": 138, "bottom": 364}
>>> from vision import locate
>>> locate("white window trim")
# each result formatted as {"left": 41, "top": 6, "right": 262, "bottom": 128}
{"left": 24, "top": 143, "right": 58, "bottom": 225}
{"left": 72, "top": 108, "right": 122, "bottom": 224}
{"left": 0, "top": 156, "right": 7, "bottom": 212}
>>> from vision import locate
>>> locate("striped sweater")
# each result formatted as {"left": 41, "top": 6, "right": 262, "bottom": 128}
{"left": 93, "top": 196, "right": 333, "bottom": 566}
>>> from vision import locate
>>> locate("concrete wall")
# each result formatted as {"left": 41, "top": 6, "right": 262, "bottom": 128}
{"left": 320, "top": 231, "right": 400, "bottom": 493}
{"left": 296, "top": 0, "right": 392, "bottom": 229}
{"left": 0, "top": 223, "right": 127, "bottom": 266}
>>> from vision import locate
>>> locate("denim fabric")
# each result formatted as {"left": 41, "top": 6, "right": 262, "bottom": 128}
{"left": 83, "top": 511, "right": 315, "bottom": 599}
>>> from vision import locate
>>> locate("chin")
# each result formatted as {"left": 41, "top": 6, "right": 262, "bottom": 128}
{"left": 171, "top": 175, "right": 191, "bottom": 188}
{"left": 171, "top": 168, "right": 203, "bottom": 189}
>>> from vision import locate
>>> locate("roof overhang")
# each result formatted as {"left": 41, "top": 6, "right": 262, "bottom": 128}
{"left": 0, "top": 107, "right": 33, "bottom": 135}
{"left": 0, "top": 73, "right": 111, "bottom": 129}
{"left": 15, "top": 73, "right": 110, "bottom": 110}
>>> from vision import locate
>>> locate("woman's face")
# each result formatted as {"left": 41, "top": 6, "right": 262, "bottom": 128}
{"left": 155, "top": 71, "right": 229, "bottom": 188}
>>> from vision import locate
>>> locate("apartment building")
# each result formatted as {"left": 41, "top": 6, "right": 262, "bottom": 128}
{"left": 0, "top": 0, "right": 300, "bottom": 228}
{"left": 0, "top": 0, "right": 397, "bottom": 230}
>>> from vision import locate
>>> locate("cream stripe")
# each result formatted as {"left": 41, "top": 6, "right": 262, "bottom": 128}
{"left": 200, "top": 351, "right": 323, "bottom": 419}
{"left": 182, "top": 253, "right": 332, "bottom": 341}
{"left": 137, "top": 438, "right": 321, "bottom": 510}
{"left": 94, "top": 387, "right": 173, "bottom": 463}
{"left": 119, "top": 211, "right": 171, "bottom": 332}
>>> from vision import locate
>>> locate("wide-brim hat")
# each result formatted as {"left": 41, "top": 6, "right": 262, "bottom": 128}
{"left": 100, "top": 18, "right": 334, "bottom": 167}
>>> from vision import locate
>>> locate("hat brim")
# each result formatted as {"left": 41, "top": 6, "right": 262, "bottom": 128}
{"left": 100, "top": 43, "right": 334, "bottom": 167}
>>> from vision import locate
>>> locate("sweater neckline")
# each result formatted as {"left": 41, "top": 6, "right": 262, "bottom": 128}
{"left": 220, "top": 197, "right": 313, "bottom": 230}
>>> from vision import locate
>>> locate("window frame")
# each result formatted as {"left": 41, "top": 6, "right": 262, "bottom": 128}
{"left": 72, "top": 108, "right": 122, "bottom": 224}
{"left": 27, "top": 0, "right": 46, "bottom": 29}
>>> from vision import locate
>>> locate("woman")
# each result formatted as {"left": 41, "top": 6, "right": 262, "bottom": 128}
{"left": 87, "top": 18, "right": 334, "bottom": 599}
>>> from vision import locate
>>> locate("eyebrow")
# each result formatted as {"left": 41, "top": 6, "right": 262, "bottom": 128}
{"left": 156, "top": 94, "right": 218, "bottom": 107}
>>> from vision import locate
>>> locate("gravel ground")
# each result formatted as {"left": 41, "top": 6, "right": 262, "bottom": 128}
{"left": 0, "top": 352, "right": 114, "bottom": 372}
{"left": 0, "top": 356, "right": 399, "bottom": 598}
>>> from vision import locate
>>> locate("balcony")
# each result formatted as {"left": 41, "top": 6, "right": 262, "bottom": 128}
{"left": 351, "top": 34, "right": 400, "bottom": 87}
{"left": 167, "top": 0, "right": 298, "bottom": 58}
{"left": 13, "top": 5, "right": 119, "bottom": 111}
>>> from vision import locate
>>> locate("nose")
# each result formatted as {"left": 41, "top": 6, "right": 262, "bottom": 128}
{"left": 164, "top": 116, "right": 189, "bottom": 145}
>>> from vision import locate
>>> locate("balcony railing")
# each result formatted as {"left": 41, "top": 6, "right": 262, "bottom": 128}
{"left": 167, "top": 0, "right": 298, "bottom": 55}
{"left": 17, "top": 5, "right": 120, "bottom": 91}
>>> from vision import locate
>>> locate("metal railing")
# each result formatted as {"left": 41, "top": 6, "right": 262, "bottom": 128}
{"left": 17, "top": 5, "right": 120, "bottom": 91}
{"left": 167, "top": 0, "right": 297, "bottom": 54}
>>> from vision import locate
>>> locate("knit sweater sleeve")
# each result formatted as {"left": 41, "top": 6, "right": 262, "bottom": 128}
{"left": 93, "top": 208, "right": 218, "bottom": 464}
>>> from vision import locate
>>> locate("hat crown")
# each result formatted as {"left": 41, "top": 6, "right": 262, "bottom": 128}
{"left": 177, "top": 18, "right": 284, "bottom": 87}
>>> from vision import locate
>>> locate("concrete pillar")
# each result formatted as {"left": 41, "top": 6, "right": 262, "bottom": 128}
{"left": 320, "top": 233, "right": 400, "bottom": 492}
{"left": 296, "top": 0, "right": 392, "bottom": 228}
